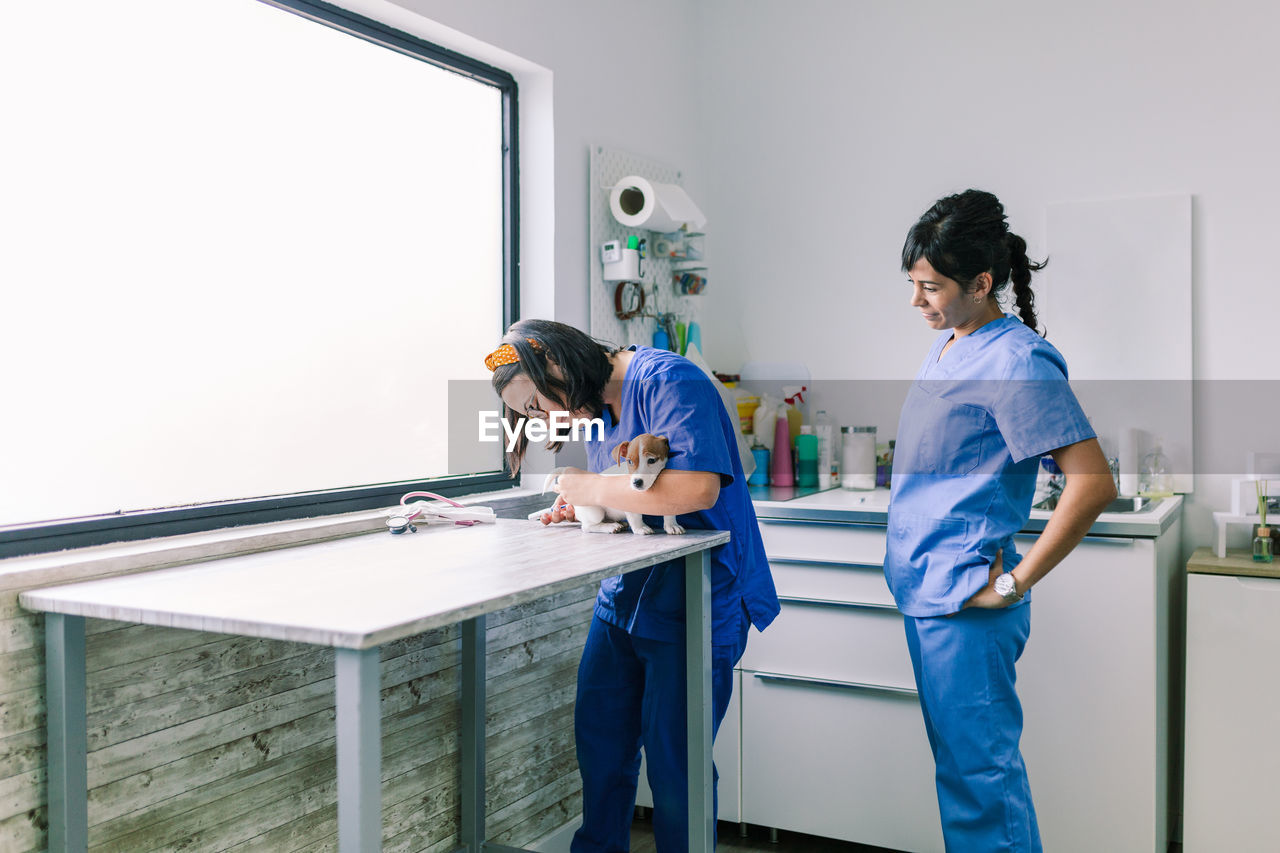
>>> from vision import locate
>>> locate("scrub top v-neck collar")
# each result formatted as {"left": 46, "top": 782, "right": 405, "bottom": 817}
{"left": 928, "top": 314, "right": 1016, "bottom": 377}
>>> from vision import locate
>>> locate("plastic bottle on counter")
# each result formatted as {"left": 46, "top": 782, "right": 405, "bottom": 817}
{"left": 771, "top": 414, "right": 795, "bottom": 487}
{"left": 781, "top": 386, "right": 807, "bottom": 444}
{"left": 752, "top": 395, "right": 776, "bottom": 453}
{"left": 876, "top": 440, "right": 896, "bottom": 488}
{"left": 812, "top": 410, "right": 836, "bottom": 490}
{"left": 748, "top": 445, "right": 770, "bottom": 486}
{"left": 841, "top": 426, "right": 876, "bottom": 490}
{"left": 795, "top": 433, "right": 819, "bottom": 488}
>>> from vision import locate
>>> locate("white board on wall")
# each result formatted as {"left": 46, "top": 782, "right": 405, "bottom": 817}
{"left": 1043, "top": 194, "right": 1193, "bottom": 492}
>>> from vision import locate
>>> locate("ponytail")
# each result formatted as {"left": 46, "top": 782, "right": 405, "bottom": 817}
{"left": 1005, "top": 232, "right": 1046, "bottom": 334}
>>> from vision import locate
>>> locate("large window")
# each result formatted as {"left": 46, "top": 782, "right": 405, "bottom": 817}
{"left": 0, "top": 0, "right": 518, "bottom": 556}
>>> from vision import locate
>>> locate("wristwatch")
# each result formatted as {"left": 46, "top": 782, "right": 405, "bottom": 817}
{"left": 994, "top": 571, "right": 1023, "bottom": 603}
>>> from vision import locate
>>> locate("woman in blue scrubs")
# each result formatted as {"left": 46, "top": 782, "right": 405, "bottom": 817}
{"left": 487, "top": 318, "right": 780, "bottom": 852}
{"left": 887, "top": 190, "right": 1117, "bottom": 851}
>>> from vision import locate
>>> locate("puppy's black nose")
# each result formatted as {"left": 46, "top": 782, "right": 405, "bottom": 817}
{"left": 632, "top": 478, "right": 643, "bottom": 488}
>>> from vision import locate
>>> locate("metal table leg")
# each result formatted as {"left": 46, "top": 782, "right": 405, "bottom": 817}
{"left": 686, "top": 548, "right": 713, "bottom": 852}
{"left": 460, "top": 615, "right": 485, "bottom": 853}
{"left": 46, "top": 613, "right": 88, "bottom": 853}
{"left": 336, "top": 647, "right": 382, "bottom": 852}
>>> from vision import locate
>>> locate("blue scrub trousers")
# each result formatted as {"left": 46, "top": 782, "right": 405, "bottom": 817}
{"left": 903, "top": 604, "right": 1042, "bottom": 853}
{"left": 571, "top": 615, "right": 746, "bottom": 853}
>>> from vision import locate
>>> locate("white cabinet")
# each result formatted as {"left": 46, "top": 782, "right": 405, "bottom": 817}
{"left": 741, "top": 671, "right": 941, "bottom": 852}
{"left": 1014, "top": 531, "right": 1182, "bottom": 852}
{"left": 742, "top": 519, "right": 943, "bottom": 852}
{"left": 741, "top": 511, "right": 1182, "bottom": 852}
{"left": 1182, "top": 556, "right": 1280, "bottom": 852}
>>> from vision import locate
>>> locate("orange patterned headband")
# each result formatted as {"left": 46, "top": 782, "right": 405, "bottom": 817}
{"left": 484, "top": 338, "right": 541, "bottom": 372}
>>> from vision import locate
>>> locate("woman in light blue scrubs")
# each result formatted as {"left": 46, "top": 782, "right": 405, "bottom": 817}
{"left": 887, "top": 190, "right": 1117, "bottom": 851}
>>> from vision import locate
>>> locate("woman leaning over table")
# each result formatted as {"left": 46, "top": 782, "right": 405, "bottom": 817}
{"left": 886, "top": 189, "right": 1116, "bottom": 851}
{"left": 485, "top": 318, "right": 779, "bottom": 852}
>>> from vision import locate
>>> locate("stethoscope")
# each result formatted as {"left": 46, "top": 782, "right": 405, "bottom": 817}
{"left": 386, "top": 491, "right": 496, "bottom": 534}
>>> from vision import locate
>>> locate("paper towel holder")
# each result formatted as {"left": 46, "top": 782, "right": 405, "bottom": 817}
{"left": 608, "top": 175, "right": 707, "bottom": 232}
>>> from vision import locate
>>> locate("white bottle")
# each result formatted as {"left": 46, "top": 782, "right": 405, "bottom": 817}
{"left": 752, "top": 395, "right": 776, "bottom": 453}
{"left": 813, "top": 410, "right": 835, "bottom": 490}
{"left": 841, "top": 426, "right": 876, "bottom": 490}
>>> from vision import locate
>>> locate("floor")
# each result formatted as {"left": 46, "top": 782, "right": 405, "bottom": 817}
{"left": 629, "top": 815, "right": 1186, "bottom": 852}
{"left": 629, "top": 815, "right": 897, "bottom": 852}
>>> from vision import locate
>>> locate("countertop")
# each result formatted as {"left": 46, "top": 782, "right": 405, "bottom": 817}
{"left": 752, "top": 486, "right": 1183, "bottom": 538}
{"left": 19, "top": 519, "right": 728, "bottom": 649}
{"left": 1186, "top": 547, "right": 1280, "bottom": 579}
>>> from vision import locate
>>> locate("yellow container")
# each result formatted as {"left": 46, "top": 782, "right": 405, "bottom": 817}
{"left": 736, "top": 395, "right": 760, "bottom": 435}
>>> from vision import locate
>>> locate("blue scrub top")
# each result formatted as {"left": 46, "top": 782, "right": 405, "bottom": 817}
{"left": 886, "top": 315, "right": 1096, "bottom": 617}
{"left": 585, "top": 346, "right": 780, "bottom": 645}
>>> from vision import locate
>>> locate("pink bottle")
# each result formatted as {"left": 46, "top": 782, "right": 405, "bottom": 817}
{"left": 770, "top": 414, "right": 795, "bottom": 487}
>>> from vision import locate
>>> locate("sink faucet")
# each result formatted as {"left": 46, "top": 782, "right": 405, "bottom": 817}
{"left": 1107, "top": 456, "right": 1121, "bottom": 496}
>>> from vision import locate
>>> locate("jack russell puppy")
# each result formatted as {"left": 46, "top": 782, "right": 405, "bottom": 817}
{"left": 537, "top": 433, "right": 686, "bottom": 535}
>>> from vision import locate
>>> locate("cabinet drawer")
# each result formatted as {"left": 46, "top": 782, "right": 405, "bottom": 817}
{"left": 740, "top": 599, "right": 914, "bottom": 689}
{"left": 758, "top": 519, "right": 886, "bottom": 566}
{"left": 741, "top": 672, "right": 942, "bottom": 852}
{"left": 769, "top": 559, "right": 894, "bottom": 607}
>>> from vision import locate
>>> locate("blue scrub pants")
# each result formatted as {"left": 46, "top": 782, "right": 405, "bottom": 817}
{"left": 903, "top": 604, "right": 1042, "bottom": 853}
{"left": 571, "top": 615, "right": 746, "bottom": 853}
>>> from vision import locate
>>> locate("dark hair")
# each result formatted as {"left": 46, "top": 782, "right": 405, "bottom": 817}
{"left": 901, "top": 189, "right": 1046, "bottom": 333}
{"left": 489, "top": 319, "right": 618, "bottom": 474}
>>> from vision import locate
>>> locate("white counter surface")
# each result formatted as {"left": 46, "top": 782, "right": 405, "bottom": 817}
{"left": 754, "top": 487, "right": 1182, "bottom": 538}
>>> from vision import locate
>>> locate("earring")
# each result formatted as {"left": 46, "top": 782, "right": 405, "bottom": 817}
{"left": 973, "top": 296, "right": 983, "bottom": 304}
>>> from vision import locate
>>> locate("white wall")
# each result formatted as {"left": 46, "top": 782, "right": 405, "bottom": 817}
{"left": 691, "top": 0, "right": 1280, "bottom": 550}
{"left": 385, "top": 0, "right": 706, "bottom": 331}
{"left": 368, "top": 0, "right": 706, "bottom": 474}
{"left": 359, "top": 0, "right": 1276, "bottom": 547}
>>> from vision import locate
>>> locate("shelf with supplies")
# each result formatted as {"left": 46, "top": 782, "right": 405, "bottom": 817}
{"left": 672, "top": 264, "right": 708, "bottom": 295}
{"left": 653, "top": 230, "right": 704, "bottom": 261}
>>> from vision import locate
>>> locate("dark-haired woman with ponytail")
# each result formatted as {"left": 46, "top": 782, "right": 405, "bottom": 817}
{"left": 886, "top": 190, "right": 1116, "bottom": 850}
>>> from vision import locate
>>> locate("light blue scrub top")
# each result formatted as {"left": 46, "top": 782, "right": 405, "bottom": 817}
{"left": 585, "top": 346, "right": 780, "bottom": 644}
{"left": 885, "top": 315, "right": 1096, "bottom": 617}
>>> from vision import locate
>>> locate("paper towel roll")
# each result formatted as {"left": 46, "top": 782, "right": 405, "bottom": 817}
{"left": 609, "top": 175, "right": 706, "bottom": 232}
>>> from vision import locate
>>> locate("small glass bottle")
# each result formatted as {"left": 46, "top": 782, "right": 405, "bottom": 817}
{"left": 1139, "top": 442, "right": 1173, "bottom": 497}
{"left": 1254, "top": 526, "right": 1274, "bottom": 563}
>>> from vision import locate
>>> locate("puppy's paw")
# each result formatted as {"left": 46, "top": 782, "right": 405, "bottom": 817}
{"left": 664, "top": 521, "right": 686, "bottom": 535}
{"left": 581, "top": 521, "right": 627, "bottom": 534}
{"left": 631, "top": 523, "right": 655, "bottom": 534}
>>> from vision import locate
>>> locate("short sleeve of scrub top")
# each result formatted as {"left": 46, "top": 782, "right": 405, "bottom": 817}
{"left": 631, "top": 359, "right": 735, "bottom": 485}
{"left": 991, "top": 342, "right": 1096, "bottom": 464}
{"left": 586, "top": 347, "right": 780, "bottom": 644}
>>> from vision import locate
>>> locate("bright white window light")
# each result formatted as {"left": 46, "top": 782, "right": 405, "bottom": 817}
{"left": 0, "top": 0, "right": 504, "bottom": 526}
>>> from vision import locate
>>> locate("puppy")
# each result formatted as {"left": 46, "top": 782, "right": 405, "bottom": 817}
{"left": 540, "top": 433, "right": 685, "bottom": 535}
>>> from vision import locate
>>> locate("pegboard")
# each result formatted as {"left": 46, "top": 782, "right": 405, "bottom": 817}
{"left": 588, "top": 145, "right": 705, "bottom": 349}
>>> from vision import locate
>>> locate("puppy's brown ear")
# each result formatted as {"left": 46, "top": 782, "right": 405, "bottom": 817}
{"left": 627, "top": 440, "right": 642, "bottom": 469}
{"left": 655, "top": 435, "right": 670, "bottom": 455}
{"left": 611, "top": 441, "right": 629, "bottom": 464}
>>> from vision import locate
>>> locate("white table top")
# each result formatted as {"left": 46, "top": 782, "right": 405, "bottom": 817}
{"left": 19, "top": 520, "right": 729, "bottom": 649}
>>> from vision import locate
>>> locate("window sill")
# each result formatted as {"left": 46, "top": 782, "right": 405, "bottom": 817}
{"left": 1, "top": 486, "right": 549, "bottom": 593}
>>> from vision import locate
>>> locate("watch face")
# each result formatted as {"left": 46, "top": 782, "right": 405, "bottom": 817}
{"left": 995, "top": 573, "right": 1015, "bottom": 596}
